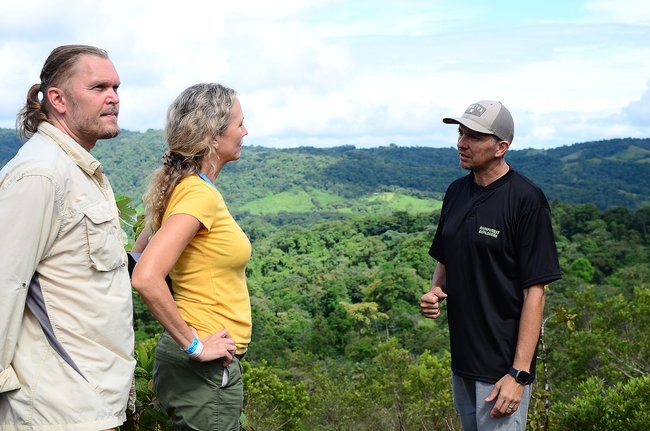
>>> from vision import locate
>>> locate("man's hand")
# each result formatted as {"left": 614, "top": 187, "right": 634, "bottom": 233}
{"left": 420, "top": 286, "right": 447, "bottom": 319}
{"left": 485, "top": 374, "right": 525, "bottom": 417}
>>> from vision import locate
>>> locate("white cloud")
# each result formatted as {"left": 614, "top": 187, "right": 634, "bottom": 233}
{"left": 622, "top": 83, "right": 650, "bottom": 126}
{"left": 1, "top": 0, "right": 649, "bottom": 150}
{"left": 586, "top": 0, "right": 650, "bottom": 23}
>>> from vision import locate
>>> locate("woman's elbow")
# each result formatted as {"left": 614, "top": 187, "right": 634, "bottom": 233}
{"left": 131, "top": 266, "right": 155, "bottom": 296}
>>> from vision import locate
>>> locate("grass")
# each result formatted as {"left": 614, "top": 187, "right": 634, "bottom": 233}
{"left": 240, "top": 188, "right": 441, "bottom": 216}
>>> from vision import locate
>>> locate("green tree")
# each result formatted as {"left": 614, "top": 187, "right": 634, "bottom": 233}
{"left": 551, "top": 376, "right": 650, "bottom": 431}
{"left": 402, "top": 350, "right": 457, "bottom": 430}
{"left": 242, "top": 361, "right": 309, "bottom": 431}
{"left": 364, "top": 265, "right": 425, "bottom": 312}
{"left": 567, "top": 257, "right": 595, "bottom": 282}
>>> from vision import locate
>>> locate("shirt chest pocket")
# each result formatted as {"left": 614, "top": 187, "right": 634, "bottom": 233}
{"left": 82, "top": 201, "right": 125, "bottom": 271}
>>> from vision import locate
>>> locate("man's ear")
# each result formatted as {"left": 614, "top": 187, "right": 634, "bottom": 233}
{"left": 46, "top": 87, "right": 67, "bottom": 114}
{"left": 495, "top": 139, "right": 510, "bottom": 157}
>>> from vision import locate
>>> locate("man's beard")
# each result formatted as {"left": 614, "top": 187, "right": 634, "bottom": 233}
{"left": 70, "top": 102, "right": 120, "bottom": 141}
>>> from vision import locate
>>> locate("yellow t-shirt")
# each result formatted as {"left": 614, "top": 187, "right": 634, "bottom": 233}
{"left": 163, "top": 175, "right": 251, "bottom": 354}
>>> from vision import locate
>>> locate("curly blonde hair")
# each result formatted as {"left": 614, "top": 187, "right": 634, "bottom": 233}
{"left": 142, "top": 83, "right": 237, "bottom": 233}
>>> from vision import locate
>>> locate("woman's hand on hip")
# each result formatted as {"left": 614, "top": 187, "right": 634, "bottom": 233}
{"left": 196, "top": 329, "right": 237, "bottom": 364}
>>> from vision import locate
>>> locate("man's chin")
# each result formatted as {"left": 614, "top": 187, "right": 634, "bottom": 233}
{"left": 100, "top": 126, "right": 120, "bottom": 140}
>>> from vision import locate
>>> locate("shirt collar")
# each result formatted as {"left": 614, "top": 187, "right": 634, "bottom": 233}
{"left": 38, "top": 122, "right": 104, "bottom": 178}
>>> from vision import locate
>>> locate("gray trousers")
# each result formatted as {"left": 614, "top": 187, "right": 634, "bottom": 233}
{"left": 452, "top": 373, "right": 531, "bottom": 431}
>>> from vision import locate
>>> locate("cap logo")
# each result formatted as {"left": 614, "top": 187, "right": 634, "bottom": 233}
{"left": 464, "top": 104, "right": 486, "bottom": 117}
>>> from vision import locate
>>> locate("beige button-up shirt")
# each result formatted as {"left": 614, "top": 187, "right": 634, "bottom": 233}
{"left": 0, "top": 122, "right": 135, "bottom": 430}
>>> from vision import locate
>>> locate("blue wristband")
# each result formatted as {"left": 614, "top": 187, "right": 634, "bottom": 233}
{"left": 184, "top": 336, "right": 200, "bottom": 354}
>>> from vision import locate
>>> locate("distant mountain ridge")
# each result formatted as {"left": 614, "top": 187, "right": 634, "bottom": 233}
{"left": 1, "top": 128, "right": 649, "bottom": 211}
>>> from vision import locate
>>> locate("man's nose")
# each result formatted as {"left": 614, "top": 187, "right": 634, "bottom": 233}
{"left": 107, "top": 89, "right": 119, "bottom": 104}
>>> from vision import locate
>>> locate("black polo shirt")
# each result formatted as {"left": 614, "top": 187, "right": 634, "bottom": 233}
{"left": 429, "top": 169, "right": 561, "bottom": 384}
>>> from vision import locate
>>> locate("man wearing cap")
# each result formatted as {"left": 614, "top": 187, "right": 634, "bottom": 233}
{"left": 420, "top": 100, "right": 561, "bottom": 430}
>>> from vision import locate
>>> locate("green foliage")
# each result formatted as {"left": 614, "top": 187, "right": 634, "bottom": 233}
{"left": 303, "top": 339, "right": 458, "bottom": 431}
{"left": 243, "top": 211, "right": 441, "bottom": 366}
{"left": 121, "top": 337, "right": 174, "bottom": 431}
{"left": 242, "top": 361, "right": 309, "bottom": 431}
{"left": 363, "top": 338, "right": 458, "bottom": 430}
{"left": 304, "top": 360, "right": 376, "bottom": 429}
{"left": 115, "top": 194, "right": 159, "bottom": 344}
{"left": 116, "top": 194, "right": 144, "bottom": 248}
{"left": 567, "top": 257, "right": 595, "bottom": 282}
{"left": 364, "top": 266, "right": 425, "bottom": 312}
{"left": 132, "top": 290, "right": 163, "bottom": 343}
{"left": 93, "top": 130, "right": 167, "bottom": 203}
{"left": 339, "top": 301, "right": 389, "bottom": 333}
{"left": 551, "top": 376, "right": 650, "bottom": 430}
{"left": 401, "top": 349, "right": 456, "bottom": 429}
{"left": 542, "top": 214, "right": 650, "bottom": 430}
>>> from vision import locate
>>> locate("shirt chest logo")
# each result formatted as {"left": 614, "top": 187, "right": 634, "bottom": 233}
{"left": 478, "top": 226, "right": 500, "bottom": 238}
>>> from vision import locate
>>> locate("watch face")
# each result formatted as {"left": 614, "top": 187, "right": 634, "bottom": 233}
{"left": 516, "top": 370, "right": 531, "bottom": 384}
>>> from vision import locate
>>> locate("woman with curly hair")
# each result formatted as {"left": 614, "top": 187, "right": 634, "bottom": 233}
{"left": 131, "top": 83, "right": 250, "bottom": 430}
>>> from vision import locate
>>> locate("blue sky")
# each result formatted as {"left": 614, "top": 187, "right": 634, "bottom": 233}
{"left": 1, "top": 0, "right": 649, "bottom": 149}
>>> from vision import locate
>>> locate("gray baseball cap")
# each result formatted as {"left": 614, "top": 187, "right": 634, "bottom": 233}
{"left": 443, "top": 100, "right": 514, "bottom": 144}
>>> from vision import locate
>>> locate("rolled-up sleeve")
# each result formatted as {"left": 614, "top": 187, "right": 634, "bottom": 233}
{"left": 0, "top": 173, "right": 59, "bottom": 393}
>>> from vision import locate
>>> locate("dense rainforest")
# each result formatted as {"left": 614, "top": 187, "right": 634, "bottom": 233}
{"left": 126, "top": 202, "right": 650, "bottom": 431}
{"left": 2, "top": 129, "right": 650, "bottom": 430}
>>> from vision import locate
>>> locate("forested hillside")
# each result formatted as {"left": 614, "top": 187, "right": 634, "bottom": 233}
{"left": 0, "top": 128, "right": 21, "bottom": 165}
{"left": 2, "top": 128, "right": 650, "bottom": 212}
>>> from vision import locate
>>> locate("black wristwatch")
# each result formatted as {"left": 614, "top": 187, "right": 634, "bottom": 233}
{"left": 508, "top": 367, "right": 532, "bottom": 385}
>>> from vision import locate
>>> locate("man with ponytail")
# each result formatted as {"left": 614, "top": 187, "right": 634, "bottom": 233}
{"left": 0, "top": 45, "right": 135, "bottom": 430}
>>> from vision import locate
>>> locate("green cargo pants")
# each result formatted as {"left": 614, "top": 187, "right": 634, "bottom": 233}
{"left": 153, "top": 331, "right": 244, "bottom": 431}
